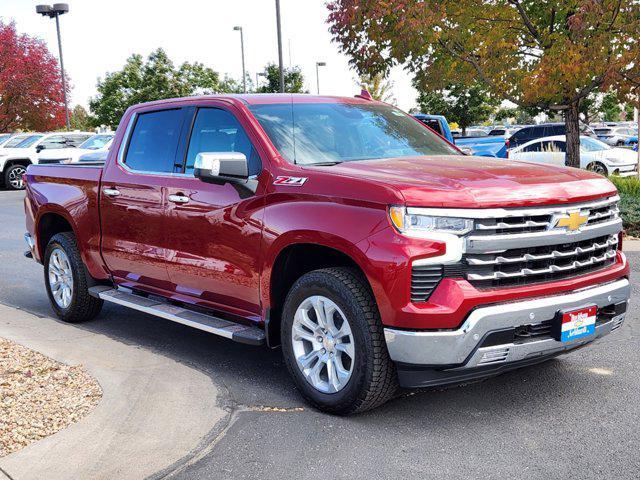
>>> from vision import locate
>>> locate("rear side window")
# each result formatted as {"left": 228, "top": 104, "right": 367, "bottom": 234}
{"left": 522, "top": 142, "right": 542, "bottom": 152}
{"left": 510, "top": 128, "right": 529, "bottom": 143}
{"left": 125, "top": 109, "right": 184, "bottom": 172}
{"left": 418, "top": 119, "right": 444, "bottom": 136}
{"left": 184, "top": 108, "right": 261, "bottom": 176}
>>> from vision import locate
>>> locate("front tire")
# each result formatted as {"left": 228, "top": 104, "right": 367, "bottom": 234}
{"left": 44, "top": 232, "right": 103, "bottom": 323}
{"left": 586, "top": 161, "right": 608, "bottom": 176}
{"left": 281, "top": 267, "right": 397, "bottom": 415}
{"left": 4, "top": 164, "right": 27, "bottom": 190}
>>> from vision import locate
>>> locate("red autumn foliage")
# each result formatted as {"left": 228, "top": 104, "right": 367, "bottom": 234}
{"left": 0, "top": 21, "right": 68, "bottom": 132}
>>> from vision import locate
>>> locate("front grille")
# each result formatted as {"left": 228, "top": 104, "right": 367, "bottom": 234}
{"left": 465, "top": 234, "right": 618, "bottom": 288}
{"left": 411, "top": 265, "right": 443, "bottom": 302}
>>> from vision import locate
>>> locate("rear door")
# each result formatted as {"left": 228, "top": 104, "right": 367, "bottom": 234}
{"left": 100, "top": 106, "right": 189, "bottom": 290}
{"left": 162, "top": 103, "right": 266, "bottom": 317}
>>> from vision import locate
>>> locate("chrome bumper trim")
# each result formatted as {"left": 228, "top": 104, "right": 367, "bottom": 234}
{"left": 384, "top": 278, "right": 630, "bottom": 366}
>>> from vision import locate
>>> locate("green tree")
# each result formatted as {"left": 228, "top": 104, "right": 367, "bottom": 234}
{"left": 257, "top": 63, "right": 306, "bottom": 93}
{"left": 69, "top": 105, "right": 94, "bottom": 131}
{"left": 359, "top": 73, "right": 394, "bottom": 103}
{"left": 89, "top": 48, "right": 228, "bottom": 128}
{"left": 415, "top": 82, "right": 497, "bottom": 134}
{"left": 328, "top": 0, "right": 640, "bottom": 168}
{"left": 600, "top": 91, "right": 622, "bottom": 122}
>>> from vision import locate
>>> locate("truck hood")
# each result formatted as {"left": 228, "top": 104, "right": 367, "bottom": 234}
{"left": 317, "top": 156, "right": 617, "bottom": 208}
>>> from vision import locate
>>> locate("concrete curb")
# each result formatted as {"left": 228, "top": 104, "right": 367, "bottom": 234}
{"left": 622, "top": 239, "right": 640, "bottom": 252}
{"left": 0, "top": 303, "right": 226, "bottom": 480}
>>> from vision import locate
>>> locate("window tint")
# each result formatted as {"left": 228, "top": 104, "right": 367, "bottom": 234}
{"left": 185, "top": 108, "right": 261, "bottom": 176}
{"left": 63, "top": 134, "right": 92, "bottom": 147}
{"left": 522, "top": 142, "right": 542, "bottom": 152}
{"left": 125, "top": 109, "right": 184, "bottom": 172}
{"left": 417, "top": 119, "right": 444, "bottom": 136}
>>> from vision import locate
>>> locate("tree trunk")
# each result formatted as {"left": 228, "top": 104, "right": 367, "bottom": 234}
{"left": 565, "top": 101, "right": 581, "bottom": 168}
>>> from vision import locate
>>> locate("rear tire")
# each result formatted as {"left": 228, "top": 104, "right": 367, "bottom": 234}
{"left": 4, "top": 164, "right": 27, "bottom": 190}
{"left": 44, "top": 232, "right": 103, "bottom": 323}
{"left": 281, "top": 267, "right": 398, "bottom": 415}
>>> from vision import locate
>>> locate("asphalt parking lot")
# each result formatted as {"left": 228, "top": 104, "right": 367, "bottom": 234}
{"left": 0, "top": 188, "right": 638, "bottom": 479}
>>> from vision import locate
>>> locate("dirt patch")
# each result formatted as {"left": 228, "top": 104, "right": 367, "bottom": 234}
{"left": 0, "top": 337, "right": 102, "bottom": 457}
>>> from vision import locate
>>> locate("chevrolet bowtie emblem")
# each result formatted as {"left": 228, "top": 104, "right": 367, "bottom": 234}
{"left": 556, "top": 211, "right": 589, "bottom": 231}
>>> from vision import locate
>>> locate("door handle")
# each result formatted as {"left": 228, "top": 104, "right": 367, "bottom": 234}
{"left": 103, "top": 187, "right": 120, "bottom": 197}
{"left": 168, "top": 194, "right": 190, "bottom": 204}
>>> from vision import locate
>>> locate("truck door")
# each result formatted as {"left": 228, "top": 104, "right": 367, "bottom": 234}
{"left": 100, "top": 107, "right": 189, "bottom": 290}
{"left": 162, "top": 105, "right": 265, "bottom": 318}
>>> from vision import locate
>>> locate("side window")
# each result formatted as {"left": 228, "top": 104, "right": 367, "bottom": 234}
{"left": 64, "top": 134, "right": 92, "bottom": 147}
{"left": 124, "top": 109, "right": 184, "bottom": 173}
{"left": 551, "top": 141, "right": 566, "bottom": 152}
{"left": 185, "top": 108, "right": 261, "bottom": 176}
{"left": 39, "top": 135, "right": 67, "bottom": 150}
{"left": 522, "top": 142, "right": 542, "bottom": 152}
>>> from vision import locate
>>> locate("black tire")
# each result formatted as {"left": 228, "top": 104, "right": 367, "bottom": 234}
{"left": 44, "top": 232, "right": 103, "bottom": 323}
{"left": 4, "top": 164, "right": 27, "bottom": 190}
{"left": 586, "top": 161, "right": 608, "bottom": 176}
{"left": 281, "top": 267, "right": 398, "bottom": 415}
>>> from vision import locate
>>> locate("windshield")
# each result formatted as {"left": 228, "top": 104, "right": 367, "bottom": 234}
{"left": 249, "top": 102, "right": 459, "bottom": 165}
{"left": 14, "top": 135, "right": 43, "bottom": 148}
{"left": 580, "top": 137, "right": 610, "bottom": 152}
{"left": 79, "top": 134, "right": 113, "bottom": 150}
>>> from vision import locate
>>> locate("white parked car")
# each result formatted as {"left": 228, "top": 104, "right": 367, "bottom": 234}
{"left": 0, "top": 132, "right": 93, "bottom": 190}
{"left": 509, "top": 135, "right": 638, "bottom": 177}
{"left": 593, "top": 126, "right": 637, "bottom": 146}
{"left": 38, "top": 133, "right": 114, "bottom": 165}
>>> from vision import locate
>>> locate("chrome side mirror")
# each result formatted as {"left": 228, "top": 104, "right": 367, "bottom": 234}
{"left": 193, "top": 152, "right": 249, "bottom": 182}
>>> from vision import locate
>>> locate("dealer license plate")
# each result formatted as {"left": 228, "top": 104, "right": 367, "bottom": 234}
{"left": 558, "top": 306, "right": 597, "bottom": 342}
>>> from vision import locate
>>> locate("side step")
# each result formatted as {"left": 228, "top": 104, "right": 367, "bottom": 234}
{"left": 89, "top": 286, "right": 265, "bottom": 346}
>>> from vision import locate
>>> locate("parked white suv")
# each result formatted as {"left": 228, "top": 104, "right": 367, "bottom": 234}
{"left": 0, "top": 132, "right": 92, "bottom": 190}
{"left": 38, "top": 133, "right": 114, "bottom": 165}
{"left": 594, "top": 126, "right": 637, "bottom": 146}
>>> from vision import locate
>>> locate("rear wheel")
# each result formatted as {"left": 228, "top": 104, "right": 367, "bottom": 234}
{"left": 281, "top": 267, "right": 397, "bottom": 415}
{"left": 586, "top": 161, "right": 608, "bottom": 176}
{"left": 44, "top": 232, "right": 103, "bottom": 323}
{"left": 4, "top": 164, "right": 27, "bottom": 190}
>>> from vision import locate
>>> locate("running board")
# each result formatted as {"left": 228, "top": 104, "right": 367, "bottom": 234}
{"left": 89, "top": 286, "right": 265, "bottom": 346}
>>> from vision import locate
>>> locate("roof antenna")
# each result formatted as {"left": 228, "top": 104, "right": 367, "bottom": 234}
{"left": 355, "top": 89, "right": 373, "bottom": 101}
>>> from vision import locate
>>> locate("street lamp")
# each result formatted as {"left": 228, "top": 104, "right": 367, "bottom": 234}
{"left": 233, "top": 26, "right": 246, "bottom": 93}
{"left": 36, "top": 3, "right": 70, "bottom": 130}
{"left": 315, "top": 62, "right": 326, "bottom": 95}
{"left": 255, "top": 72, "right": 266, "bottom": 92}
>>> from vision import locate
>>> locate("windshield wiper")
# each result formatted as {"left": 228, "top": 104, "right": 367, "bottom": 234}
{"left": 308, "top": 161, "right": 344, "bottom": 166}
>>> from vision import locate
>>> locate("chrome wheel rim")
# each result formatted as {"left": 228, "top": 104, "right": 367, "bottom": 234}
{"left": 48, "top": 248, "right": 73, "bottom": 309}
{"left": 291, "top": 295, "right": 355, "bottom": 393}
{"left": 8, "top": 166, "right": 26, "bottom": 189}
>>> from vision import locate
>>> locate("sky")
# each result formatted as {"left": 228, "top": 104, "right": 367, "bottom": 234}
{"left": 3, "top": 0, "right": 418, "bottom": 111}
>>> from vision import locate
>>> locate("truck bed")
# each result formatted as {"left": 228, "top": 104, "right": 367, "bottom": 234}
{"left": 24, "top": 164, "right": 105, "bottom": 278}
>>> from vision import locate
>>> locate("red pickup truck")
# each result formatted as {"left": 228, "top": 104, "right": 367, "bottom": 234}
{"left": 24, "top": 94, "right": 630, "bottom": 414}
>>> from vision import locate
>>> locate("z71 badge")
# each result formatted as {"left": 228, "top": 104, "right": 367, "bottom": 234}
{"left": 274, "top": 176, "right": 308, "bottom": 186}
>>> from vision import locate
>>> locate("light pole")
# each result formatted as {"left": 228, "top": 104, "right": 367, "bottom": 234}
{"left": 233, "top": 26, "right": 246, "bottom": 93}
{"left": 255, "top": 72, "right": 266, "bottom": 92}
{"left": 275, "top": 0, "right": 285, "bottom": 93}
{"left": 315, "top": 62, "right": 326, "bottom": 95}
{"left": 36, "top": 3, "right": 70, "bottom": 131}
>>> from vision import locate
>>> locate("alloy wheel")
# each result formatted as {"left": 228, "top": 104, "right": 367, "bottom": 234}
{"left": 291, "top": 295, "right": 355, "bottom": 393}
{"left": 48, "top": 248, "right": 74, "bottom": 309}
{"left": 8, "top": 166, "right": 26, "bottom": 189}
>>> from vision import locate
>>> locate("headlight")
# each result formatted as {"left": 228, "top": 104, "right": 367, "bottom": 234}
{"left": 389, "top": 206, "right": 474, "bottom": 236}
{"left": 604, "top": 157, "right": 627, "bottom": 164}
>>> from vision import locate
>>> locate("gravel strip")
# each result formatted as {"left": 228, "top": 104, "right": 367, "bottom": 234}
{"left": 0, "top": 337, "right": 102, "bottom": 457}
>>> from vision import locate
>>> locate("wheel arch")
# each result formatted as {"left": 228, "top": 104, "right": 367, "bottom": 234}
{"left": 264, "top": 238, "right": 376, "bottom": 348}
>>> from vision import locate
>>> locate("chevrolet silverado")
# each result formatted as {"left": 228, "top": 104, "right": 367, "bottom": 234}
{"left": 24, "top": 94, "right": 630, "bottom": 414}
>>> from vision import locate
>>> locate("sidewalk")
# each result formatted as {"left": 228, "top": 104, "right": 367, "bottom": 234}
{"left": 0, "top": 304, "right": 225, "bottom": 480}
{"left": 623, "top": 239, "right": 640, "bottom": 252}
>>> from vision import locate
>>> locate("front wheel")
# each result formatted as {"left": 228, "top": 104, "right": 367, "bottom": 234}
{"left": 4, "top": 164, "right": 27, "bottom": 190}
{"left": 44, "top": 232, "right": 103, "bottom": 323}
{"left": 281, "top": 268, "right": 397, "bottom": 415}
{"left": 586, "top": 161, "right": 608, "bottom": 176}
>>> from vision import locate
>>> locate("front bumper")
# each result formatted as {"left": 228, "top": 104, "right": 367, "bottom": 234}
{"left": 385, "top": 278, "right": 629, "bottom": 387}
